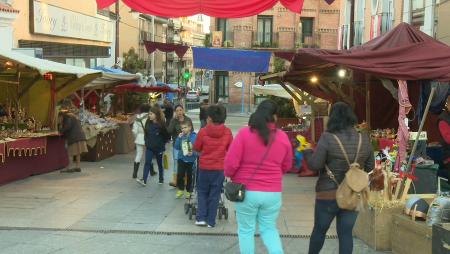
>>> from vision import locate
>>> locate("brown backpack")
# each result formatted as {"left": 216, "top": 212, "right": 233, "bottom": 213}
{"left": 325, "top": 133, "right": 369, "bottom": 211}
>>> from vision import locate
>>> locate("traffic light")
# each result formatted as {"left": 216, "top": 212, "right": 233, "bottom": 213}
{"left": 183, "top": 69, "right": 191, "bottom": 80}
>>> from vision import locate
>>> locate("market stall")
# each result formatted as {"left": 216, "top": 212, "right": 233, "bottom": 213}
{"left": 263, "top": 23, "right": 450, "bottom": 253}
{"left": 0, "top": 48, "right": 101, "bottom": 185}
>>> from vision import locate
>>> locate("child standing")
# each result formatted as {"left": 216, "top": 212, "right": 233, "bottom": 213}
{"left": 137, "top": 106, "right": 169, "bottom": 186}
{"left": 174, "top": 121, "right": 197, "bottom": 199}
{"left": 193, "top": 105, "right": 233, "bottom": 227}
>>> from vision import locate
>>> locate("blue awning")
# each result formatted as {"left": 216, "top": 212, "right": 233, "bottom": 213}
{"left": 193, "top": 47, "right": 271, "bottom": 73}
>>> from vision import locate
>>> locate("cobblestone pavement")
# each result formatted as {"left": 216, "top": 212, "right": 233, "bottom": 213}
{"left": 0, "top": 114, "right": 389, "bottom": 254}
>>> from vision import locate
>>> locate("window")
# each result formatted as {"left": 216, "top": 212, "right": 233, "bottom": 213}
{"left": 411, "top": 0, "right": 425, "bottom": 11}
{"left": 215, "top": 72, "right": 229, "bottom": 102}
{"left": 411, "top": 0, "right": 425, "bottom": 28}
{"left": 300, "top": 18, "right": 314, "bottom": 44}
{"left": 257, "top": 16, "right": 273, "bottom": 46}
{"left": 216, "top": 18, "right": 229, "bottom": 42}
{"left": 381, "top": 0, "right": 394, "bottom": 34}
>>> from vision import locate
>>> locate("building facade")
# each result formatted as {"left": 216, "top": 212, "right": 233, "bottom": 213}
{"left": 11, "top": 0, "right": 114, "bottom": 67}
{"left": 209, "top": 0, "right": 341, "bottom": 109}
{"left": 339, "top": 0, "right": 450, "bottom": 49}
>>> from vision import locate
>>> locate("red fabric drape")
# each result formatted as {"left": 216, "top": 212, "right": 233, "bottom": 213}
{"left": 144, "top": 41, "right": 189, "bottom": 58}
{"left": 96, "top": 0, "right": 305, "bottom": 18}
{"left": 112, "top": 84, "right": 179, "bottom": 94}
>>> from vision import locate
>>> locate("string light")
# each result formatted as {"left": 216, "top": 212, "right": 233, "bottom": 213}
{"left": 338, "top": 69, "right": 346, "bottom": 78}
{"left": 310, "top": 76, "right": 318, "bottom": 83}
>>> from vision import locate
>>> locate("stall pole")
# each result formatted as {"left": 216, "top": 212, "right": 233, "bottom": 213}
{"left": 365, "top": 74, "right": 371, "bottom": 129}
{"left": 241, "top": 80, "right": 245, "bottom": 114}
{"left": 399, "top": 84, "right": 437, "bottom": 201}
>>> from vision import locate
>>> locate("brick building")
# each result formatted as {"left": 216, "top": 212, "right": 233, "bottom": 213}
{"left": 209, "top": 0, "right": 341, "bottom": 111}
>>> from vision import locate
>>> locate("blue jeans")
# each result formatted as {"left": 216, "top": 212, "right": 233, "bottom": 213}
{"left": 196, "top": 169, "right": 224, "bottom": 226}
{"left": 235, "top": 191, "right": 283, "bottom": 254}
{"left": 172, "top": 146, "right": 179, "bottom": 174}
{"left": 309, "top": 199, "right": 358, "bottom": 254}
{"left": 143, "top": 149, "right": 164, "bottom": 183}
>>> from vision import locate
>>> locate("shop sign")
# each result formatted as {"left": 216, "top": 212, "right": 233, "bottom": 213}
{"left": 31, "top": 0, "right": 113, "bottom": 43}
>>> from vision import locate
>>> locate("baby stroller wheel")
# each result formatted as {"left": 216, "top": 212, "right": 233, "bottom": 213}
{"left": 188, "top": 207, "right": 193, "bottom": 220}
{"left": 224, "top": 208, "right": 229, "bottom": 220}
{"left": 218, "top": 207, "right": 223, "bottom": 220}
{"left": 184, "top": 203, "right": 190, "bottom": 214}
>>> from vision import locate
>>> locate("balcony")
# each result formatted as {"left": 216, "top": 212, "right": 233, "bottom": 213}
{"left": 167, "top": 52, "right": 175, "bottom": 61}
{"left": 252, "top": 31, "right": 279, "bottom": 48}
{"left": 340, "top": 24, "right": 350, "bottom": 49}
{"left": 380, "top": 12, "right": 393, "bottom": 35}
{"left": 139, "top": 31, "right": 152, "bottom": 43}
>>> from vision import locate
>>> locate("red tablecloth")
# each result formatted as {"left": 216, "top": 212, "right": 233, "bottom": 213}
{"left": 378, "top": 138, "right": 396, "bottom": 150}
{"left": 0, "top": 136, "right": 68, "bottom": 186}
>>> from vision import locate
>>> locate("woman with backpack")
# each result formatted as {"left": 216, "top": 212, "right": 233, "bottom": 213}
{"left": 304, "top": 102, "right": 374, "bottom": 254}
{"left": 136, "top": 105, "right": 169, "bottom": 186}
{"left": 132, "top": 103, "right": 152, "bottom": 179}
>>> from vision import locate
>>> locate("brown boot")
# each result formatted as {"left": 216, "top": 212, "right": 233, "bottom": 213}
{"left": 169, "top": 173, "right": 177, "bottom": 187}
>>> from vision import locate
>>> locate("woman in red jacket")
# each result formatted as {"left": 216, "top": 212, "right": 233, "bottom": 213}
{"left": 438, "top": 96, "right": 450, "bottom": 182}
{"left": 193, "top": 104, "right": 233, "bottom": 228}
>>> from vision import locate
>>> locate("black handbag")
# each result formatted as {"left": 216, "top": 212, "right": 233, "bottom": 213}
{"left": 224, "top": 132, "right": 275, "bottom": 202}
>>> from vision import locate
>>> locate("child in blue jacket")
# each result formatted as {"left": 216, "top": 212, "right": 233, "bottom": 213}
{"left": 174, "top": 120, "right": 197, "bottom": 198}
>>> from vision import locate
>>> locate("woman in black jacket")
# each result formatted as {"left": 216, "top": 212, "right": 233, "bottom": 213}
{"left": 137, "top": 106, "right": 169, "bottom": 186}
{"left": 58, "top": 111, "right": 87, "bottom": 173}
{"left": 304, "top": 102, "right": 374, "bottom": 254}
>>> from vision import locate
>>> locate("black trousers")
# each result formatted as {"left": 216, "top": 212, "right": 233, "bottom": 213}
{"left": 177, "top": 159, "right": 194, "bottom": 192}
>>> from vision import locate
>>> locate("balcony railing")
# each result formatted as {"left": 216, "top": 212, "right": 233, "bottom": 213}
{"left": 252, "top": 31, "right": 279, "bottom": 48}
{"left": 299, "top": 33, "right": 321, "bottom": 48}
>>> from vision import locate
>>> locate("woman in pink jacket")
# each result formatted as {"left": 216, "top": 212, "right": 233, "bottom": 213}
{"left": 224, "top": 100, "right": 293, "bottom": 254}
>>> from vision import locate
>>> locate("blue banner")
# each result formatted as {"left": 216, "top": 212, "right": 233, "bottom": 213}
{"left": 193, "top": 47, "right": 271, "bottom": 73}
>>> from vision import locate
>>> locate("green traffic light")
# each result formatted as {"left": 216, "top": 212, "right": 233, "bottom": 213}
{"left": 183, "top": 71, "right": 191, "bottom": 80}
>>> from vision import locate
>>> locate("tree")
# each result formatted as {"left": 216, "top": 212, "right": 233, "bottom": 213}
{"left": 273, "top": 57, "right": 287, "bottom": 73}
{"left": 122, "top": 47, "right": 145, "bottom": 73}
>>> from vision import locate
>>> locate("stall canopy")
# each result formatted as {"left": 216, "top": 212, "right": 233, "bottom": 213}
{"left": 96, "top": 0, "right": 307, "bottom": 18}
{"left": 0, "top": 48, "right": 101, "bottom": 125}
{"left": 286, "top": 23, "right": 450, "bottom": 82}
{"left": 112, "top": 83, "right": 179, "bottom": 94}
{"left": 84, "top": 66, "right": 139, "bottom": 90}
{"left": 193, "top": 47, "right": 271, "bottom": 73}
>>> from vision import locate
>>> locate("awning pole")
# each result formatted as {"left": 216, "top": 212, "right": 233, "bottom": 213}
{"left": 241, "top": 79, "right": 245, "bottom": 114}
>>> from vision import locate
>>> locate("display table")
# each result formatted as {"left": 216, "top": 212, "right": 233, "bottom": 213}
{"left": 0, "top": 136, "right": 68, "bottom": 186}
{"left": 114, "top": 123, "right": 135, "bottom": 154}
{"left": 81, "top": 128, "right": 117, "bottom": 162}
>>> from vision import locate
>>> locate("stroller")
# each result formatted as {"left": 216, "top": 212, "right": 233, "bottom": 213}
{"left": 184, "top": 160, "right": 229, "bottom": 220}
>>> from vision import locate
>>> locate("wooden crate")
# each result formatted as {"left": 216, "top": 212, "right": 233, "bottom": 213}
{"left": 432, "top": 223, "right": 450, "bottom": 254}
{"left": 392, "top": 214, "right": 432, "bottom": 254}
{"left": 353, "top": 206, "right": 403, "bottom": 251}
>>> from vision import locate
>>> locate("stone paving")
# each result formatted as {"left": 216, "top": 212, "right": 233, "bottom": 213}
{"left": 0, "top": 114, "right": 389, "bottom": 253}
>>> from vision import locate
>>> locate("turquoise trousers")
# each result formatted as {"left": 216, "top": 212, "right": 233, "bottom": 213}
{"left": 235, "top": 191, "right": 283, "bottom": 254}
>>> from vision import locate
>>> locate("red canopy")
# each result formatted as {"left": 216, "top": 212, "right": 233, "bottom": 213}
{"left": 144, "top": 41, "right": 189, "bottom": 58}
{"left": 112, "top": 84, "right": 179, "bottom": 94}
{"left": 96, "top": 0, "right": 305, "bottom": 18}
{"left": 286, "top": 23, "right": 450, "bottom": 82}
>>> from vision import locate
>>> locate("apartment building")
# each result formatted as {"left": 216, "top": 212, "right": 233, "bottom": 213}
{"left": 210, "top": 0, "right": 341, "bottom": 108}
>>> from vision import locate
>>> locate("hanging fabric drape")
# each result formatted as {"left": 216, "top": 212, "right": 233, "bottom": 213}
{"left": 96, "top": 0, "right": 314, "bottom": 18}
{"left": 143, "top": 41, "right": 189, "bottom": 58}
{"left": 395, "top": 80, "right": 412, "bottom": 172}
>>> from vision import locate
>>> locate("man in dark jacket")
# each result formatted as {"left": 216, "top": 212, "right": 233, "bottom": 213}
{"left": 162, "top": 99, "right": 174, "bottom": 126}
{"left": 58, "top": 111, "right": 87, "bottom": 173}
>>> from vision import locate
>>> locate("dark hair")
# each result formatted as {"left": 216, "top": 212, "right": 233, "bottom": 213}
{"left": 203, "top": 99, "right": 209, "bottom": 103}
{"left": 327, "top": 102, "right": 358, "bottom": 133}
{"left": 174, "top": 104, "right": 184, "bottom": 111}
{"left": 249, "top": 100, "right": 278, "bottom": 145}
{"left": 149, "top": 105, "right": 166, "bottom": 128}
{"left": 139, "top": 103, "right": 150, "bottom": 114}
{"left": 207, "top": 105, "right": 226, "bottom": 124}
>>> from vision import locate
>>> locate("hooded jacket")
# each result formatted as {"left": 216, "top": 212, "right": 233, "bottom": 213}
{"left": 59, "top": 113, "right": 86, "bottom": 145}
{"left": 132, "top": 113, "right": 148, "bottom": 145}
{"left": 193, "top": 123, "right": 233, "bottom": 170}
{"left": 174, "top": 131, "right": 198, "bottom": 163}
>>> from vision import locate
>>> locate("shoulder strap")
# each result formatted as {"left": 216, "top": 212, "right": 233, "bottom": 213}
{"left": 331, "top": 132, "right": 362, "bottom": 166}
{"left": 244, "top": 130, "right": 276, "bottom": 185}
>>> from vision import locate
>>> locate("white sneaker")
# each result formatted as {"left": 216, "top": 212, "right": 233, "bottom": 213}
{"left": 136, "top": 179, "right": 146, "bottom": 187}
{"left": 195, "top": 221, "right": 207, "bottom": 226}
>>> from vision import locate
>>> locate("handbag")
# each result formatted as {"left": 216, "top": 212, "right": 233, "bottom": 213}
{"left": 224, "top": 131, "right": 275, "bottom": 202}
